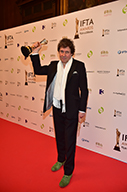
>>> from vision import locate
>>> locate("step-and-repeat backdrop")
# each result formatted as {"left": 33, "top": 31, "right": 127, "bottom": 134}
{"left": 0, "top": 0, "right": 127, "bottom": 163}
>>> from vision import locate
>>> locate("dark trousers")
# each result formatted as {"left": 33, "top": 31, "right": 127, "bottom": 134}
{"left": 53, "top": 105, "right": 78, "bottom": 175}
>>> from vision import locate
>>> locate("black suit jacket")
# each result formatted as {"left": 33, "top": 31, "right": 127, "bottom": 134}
{"left": 30, "top": 54, "right": 88, "bottom": 119}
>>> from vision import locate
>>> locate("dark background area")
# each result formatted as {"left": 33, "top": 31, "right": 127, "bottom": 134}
{"left": 0, "top": 0, "right": 117, "bottom": 31}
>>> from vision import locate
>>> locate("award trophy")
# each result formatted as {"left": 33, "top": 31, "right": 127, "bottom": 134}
{"left": 74, "top": 18, "right": 79, "bottom": 39}
{"left": 21, "top": 38, "right": 48, "bottom": 58}
{"left": 114, "top": 128, "right": 121, "bottom": 151}
{"left": 5, "top": 35, "right": 7, "bottom": 49}
{"left": 25, "top": 70, "right": 28, "bottom": 86}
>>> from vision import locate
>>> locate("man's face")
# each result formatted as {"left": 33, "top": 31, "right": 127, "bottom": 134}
{"left": 59, "top": 46, "right": 72, "bottom": 65}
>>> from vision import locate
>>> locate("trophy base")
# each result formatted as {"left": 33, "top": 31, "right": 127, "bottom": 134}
{"left": 21, "top": 46, "right": 32, "bottom": 58}
{"left": 113, "top": 145, "right": 121, "bottom": 152}
{"left": 25, "top": 81, "right": 28, "bottom": 86}
{"left": 74, "top": 34, "right": 79, "bottom": 39}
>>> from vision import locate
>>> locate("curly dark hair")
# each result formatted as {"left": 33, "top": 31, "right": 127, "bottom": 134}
{"left": 57, "top": 38, "right": 75, "bottom": 55}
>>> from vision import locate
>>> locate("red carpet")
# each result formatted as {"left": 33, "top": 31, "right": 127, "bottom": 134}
{"left": 0, "top": 118, "right": 127, "bottom": 192}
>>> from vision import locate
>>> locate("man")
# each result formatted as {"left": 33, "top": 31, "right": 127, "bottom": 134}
{"left": 30, "top": 38, "right": 88, "bottom": 187}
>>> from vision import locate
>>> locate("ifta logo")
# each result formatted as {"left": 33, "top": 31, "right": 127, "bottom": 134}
{"left": 98, "top": 107, "right": 104, "bottom": 114}
{"left": 74, "top": 18, "right": 94, "bottom": 39}
{"left": 122, "top": 5, "right": 127, "bottom": 14}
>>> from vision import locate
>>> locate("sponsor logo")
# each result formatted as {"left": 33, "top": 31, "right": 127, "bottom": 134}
{"left": 113, "top": 92, "right": 125, "bottom": 96}
{"left": 114, "top": 110, "right": 122, "bottom": 117}
{"left": 25, "top": 71, "right": 36, "bottom": 85}
{"left": 104, "top": 10, "right": 112, "bottom": 16}
{"left": 49, "top": 127, "right": 53, "bottom": 132}
{"left": 74, "top": 17, "right": 94, "bottom": 39}
{"left": 24, "top": 108, "right": 30, "bottom": 111}
{"left": 117, "top": 28, "right": 127, "bottom": 32}
{"left": 95, "top": 126, "right": 106, "bottom": 130}
{"left": 0, "top": 92, "right": 3, "bottom": 101}
{"left": 32, "top": 26, "right": 36, "bottom": 32}
{"left": 86, "top": 71, "right": 94, "bottom": 73}
{"left": 51, "top": 23, "right": 56, "bottom": 29}
{"left": 41, "top": 124, "right": 44, "bottom": 129}
{"left": 42, "top": 25, "right": 45, "bottom": 30}
{"left": 10, "top": 82, "right": 15, "bottom": 85}
{"left": 79, "top": 18, "right": 94, "bottom": 35}
{"left": 18, "top": 106, "right": 21, "bottom": 110}
{"left": 11, "top": 105, "right": 15, "bottom": 108}
{"left": 11, "top": 68, "right": 14, "bottom": 73}
{"left": 32, "top": 97, "right": 35, "bottom": 101}
{"left": 17, "top": 56, "right": 20, "bottom": 61}
{"left": 25, "top": 119, "right": 28, "bottom": 123}
{"left": 30, "top": 110, "right": 37, "bottom": 113}
{"left": 6, "top": 113, "right": 9, "bottom": 117}
{"left": 96, "top": 142, "right": 103, "bottom": 148}
{"left": 102, "top": 29, "right": 110, "bottom": 37}
{"left": 17, "top": 94, "right": 22, "bottom": 97}
{"left": 121, "top": 134, "right": 127, "bottom": 150}
{"left": 97, "top": 70, "right": 110, "bottom": 74}
{"left": 18, "top": 117, "right": 21, "bottom": 121}
{"left": 50, "top": 54, "right": 56, "bottom": 58}
{"left": 41, "top": 54, "right": 45, "bottom": 60}
{"left": 24, "top": 95, "right": 29, "bottom": 100}
{"left": 17, "top": 69, "right": 21, "bottom": 74}
{"left": 40, "top": 111, "right": 43, "bottom": 116}
{"left": 117, "top": 50, "right": 127, "bottom": 54}
{"left": 122, "top": 4, "right": 127, "bottom": 14}
{"left": 83, "top": 121, "right": 89, "bottom": 128}
{"left": 31, "top": 122, "right": 37, "bottom": 126}
{"left": 24, "top": 30, "right": 29, "bottom": 33}
{"left": 99, "top": 89, "right": 104, "bottom": 95}
{"left": 11, "top": 116, "right": 15, "bottom": 119}
{"left": 98, "top": 107, "right": 104, "bottom": 114}
{"left": 81, "top": 138, "right": 89, "bottom": 142}
{"left": 10, "top": 57, "right": 14, "bottom": 61}
{"left": 88, "top": 88, "right": 92, "bottom": 94}
{"left": 10, "top": 93, "right": 15, "bottom": 96}
{"left": 101, "top": 50, "right": 108, "bottom": 57}
{"left": 50, "top": 39, "right": 57, "bottom": 42}
{"left": 6, "top": 103, "right": 9, "bottom": 107}
{"left": 63, "top": 19, "right": 68, "bottom": 26}
{"left": 17, "top": 82, "right": 21, "bottom": 86}
{"left": 16, "top": 31, "right": 22, "bottom": 34}
{"left": 114, "top": 129, "right": 127, "bottom": 151}
{"left": 4, "top": 35, "right": 14, "bottom": 48}
{"left": 87, "top": 50, "right": 93, "bottom": 58}
{"left": 75, "top": 53, "right": 82, "bottom": 56}
{"left": 116, "top": 69, "right": 125, "bottom": 76}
